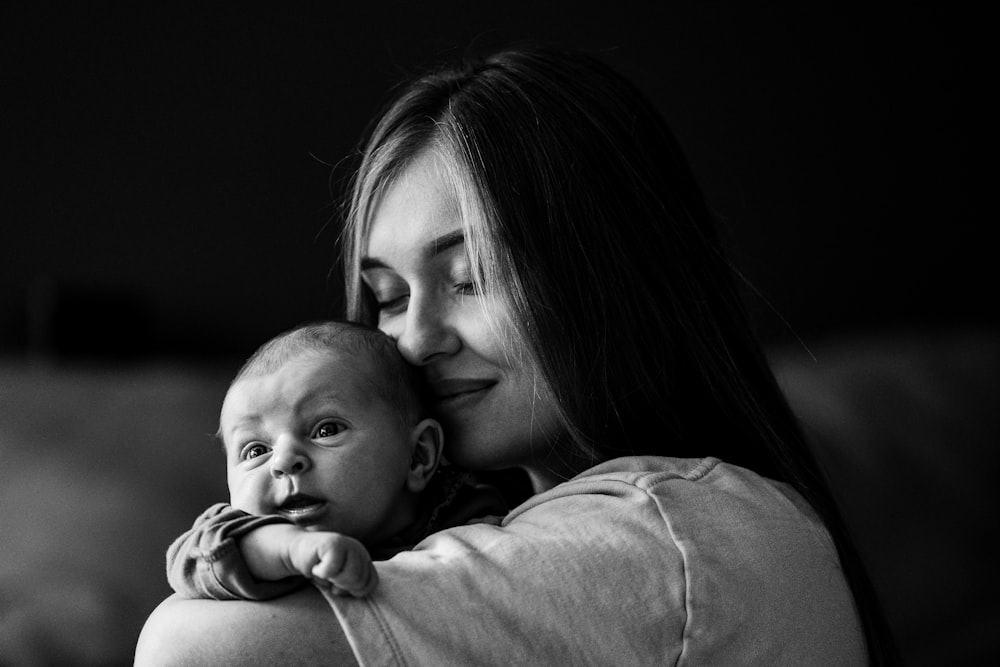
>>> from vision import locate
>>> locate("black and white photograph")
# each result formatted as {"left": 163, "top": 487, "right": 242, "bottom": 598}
{"left": 1, "top": 3, "right": 991, "bottom": 665}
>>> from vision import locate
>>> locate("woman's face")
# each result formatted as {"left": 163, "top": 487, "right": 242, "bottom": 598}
{"left": 360, "top": 151, "right": 563, "bottom": 489}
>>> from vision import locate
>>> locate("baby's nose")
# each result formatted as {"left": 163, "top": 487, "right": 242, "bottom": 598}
{"left": 269, "top": 439, "right": 311, "bottom": 478}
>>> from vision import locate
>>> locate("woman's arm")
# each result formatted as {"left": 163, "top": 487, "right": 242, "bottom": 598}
{"left": 134, "top": 588, "right": 358, "bottom": 666}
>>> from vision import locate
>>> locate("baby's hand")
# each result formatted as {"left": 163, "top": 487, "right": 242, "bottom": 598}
{"left": 287, "top": 531, "right": 378, "bottom": 598}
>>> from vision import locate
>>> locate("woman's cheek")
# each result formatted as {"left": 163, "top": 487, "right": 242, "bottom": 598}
{"left": 456, "top": 309, "right": 511, "bottom": 365}
{"left": 466, "top": 297, "right": 527, "bottom": 366}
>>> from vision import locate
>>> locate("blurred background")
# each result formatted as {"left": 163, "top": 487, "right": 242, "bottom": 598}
{"left": 1, "top": 2, "right": 994, "bottom": 665}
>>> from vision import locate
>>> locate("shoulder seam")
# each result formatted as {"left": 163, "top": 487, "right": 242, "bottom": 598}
{"left": 682, "top": 456, "right": 721, "bottom": 482}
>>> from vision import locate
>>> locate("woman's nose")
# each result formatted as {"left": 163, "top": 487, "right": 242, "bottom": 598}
{"left": 395, "top": 292, "right": 460, "bottom": 365}
{"left": 269, "top": 437, "right": 311, "bottom": 478}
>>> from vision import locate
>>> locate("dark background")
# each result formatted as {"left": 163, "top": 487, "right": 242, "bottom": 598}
{"left": 1, "top": 5, "right": 995, "bottom": 664}
{"left": 1, "top": 2, "right": 985, "bottom": 363}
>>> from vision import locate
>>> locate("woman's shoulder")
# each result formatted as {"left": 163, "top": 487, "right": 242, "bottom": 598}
{"left": 508, "top": 455, "right": 821, "bottom": 532}
{"left": 573, "top": 454, "right": 722, "bottom": 483}
{"left": 494, "top": 456, "right": 864, "bottom": 661}
{"left": 503, "top": 455, "right": 847, "bottom": 599}
{"left": 330, "top": 456, "right": 865, "bottom": 665}
{"left": 496, "top": 454, "right": 841, "bottom": 579}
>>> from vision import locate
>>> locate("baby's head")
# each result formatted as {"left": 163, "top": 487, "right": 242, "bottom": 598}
{"left": 219, "top": 320, "right": 443, "bottom": 544}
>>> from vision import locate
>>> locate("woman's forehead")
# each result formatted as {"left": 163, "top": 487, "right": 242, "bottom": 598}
{"left": 364, "top": 152, "right": 465, "bottom": 260}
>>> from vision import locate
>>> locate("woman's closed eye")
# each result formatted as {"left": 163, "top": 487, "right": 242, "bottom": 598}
{"left": 375, "top": 280, "right": 477, "bottom": 312}
{"left": 375, "top": 292, "right": 409, "bottom": 314}
{"left": 361, "top": 270, "right": 408, "bottom": 315}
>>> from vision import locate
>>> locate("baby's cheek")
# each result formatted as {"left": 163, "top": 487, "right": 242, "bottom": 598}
{"left": 227, "top": 471, "right": 267, "bottom": 515}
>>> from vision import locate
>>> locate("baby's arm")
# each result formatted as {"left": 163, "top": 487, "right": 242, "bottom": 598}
{"left": 240, "top": 525, "right": 378, "bottom": 598}
{"left": 167, "top": 504, "right": 375, "bottom": 600}
{"left": 167, "top": 504, "right": 306, "bottom": 600}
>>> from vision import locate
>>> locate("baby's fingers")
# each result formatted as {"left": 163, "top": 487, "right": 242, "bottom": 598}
{"left": 312, "top": 550, "right": 378, "bottom": 597}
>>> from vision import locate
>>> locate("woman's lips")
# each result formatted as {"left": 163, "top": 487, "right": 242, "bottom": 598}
{"left": 430, "top": 378, "right": 496, "bottom": 410}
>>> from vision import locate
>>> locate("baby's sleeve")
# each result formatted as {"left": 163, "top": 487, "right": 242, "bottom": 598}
{"left": 166, "top": 503, "right": 307, "bottom": 600}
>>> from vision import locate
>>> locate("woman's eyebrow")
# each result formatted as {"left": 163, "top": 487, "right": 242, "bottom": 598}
{"left": 430, "top": 229, "right": 465, "bottom": 255}
{"left": 360, "top": 230, "right": 466, "bottom": 270}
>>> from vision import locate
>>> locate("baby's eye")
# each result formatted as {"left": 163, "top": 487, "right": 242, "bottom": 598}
{"left": 313, "top": 421, "right": 347, "bottom": 439}
{"left": 241, "top": 443, "right": 268, "bottom": 461}
{"left": 455, "top": 281, "right": 479, "bottom": 295}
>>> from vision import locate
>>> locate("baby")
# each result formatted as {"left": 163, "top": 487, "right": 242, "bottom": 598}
{"left": 167, "top": 320, "right": 505, "bottom": 600}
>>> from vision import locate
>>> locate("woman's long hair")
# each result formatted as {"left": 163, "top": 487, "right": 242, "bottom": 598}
{"left": 341, "top": 44, "right": 896, "bottom": 664}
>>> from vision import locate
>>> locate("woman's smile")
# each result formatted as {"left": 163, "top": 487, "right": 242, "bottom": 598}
{"left": 428, "top": 377, "right": 497, "bottom": 408}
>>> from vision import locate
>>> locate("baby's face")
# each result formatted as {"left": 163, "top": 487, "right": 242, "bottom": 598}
{"left": 221, "top": 350, "right": 416, "bottom": 543}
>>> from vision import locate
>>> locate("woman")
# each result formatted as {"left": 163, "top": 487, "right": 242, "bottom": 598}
{"left": 137, "top": 45, "right": 895, "bottom": 664}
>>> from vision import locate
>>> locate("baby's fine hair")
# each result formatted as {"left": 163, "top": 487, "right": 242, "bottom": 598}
{"left": 231, "top": 320, "right": 427, "bottom": 426}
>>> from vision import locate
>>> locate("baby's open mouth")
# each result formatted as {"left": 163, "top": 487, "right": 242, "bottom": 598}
{"left": 277, "top": 494, "right": 327, "bottom": 516}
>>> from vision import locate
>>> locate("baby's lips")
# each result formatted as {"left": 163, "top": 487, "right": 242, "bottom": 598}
{"left": 277, "top": 493, "right": 324, "bottom": 511}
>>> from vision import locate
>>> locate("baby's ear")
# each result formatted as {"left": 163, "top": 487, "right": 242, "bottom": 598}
{"left": 406, "top": 418, "right": 443, "bottom": 493}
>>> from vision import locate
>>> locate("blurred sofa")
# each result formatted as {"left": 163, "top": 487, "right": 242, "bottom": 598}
{"left": 1, "top": 328, "right": 996, "bottom": 665}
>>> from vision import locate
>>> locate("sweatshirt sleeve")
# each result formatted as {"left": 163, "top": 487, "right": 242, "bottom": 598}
{"left": 166, "top": 503, "right": 308, "bottom": 600}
